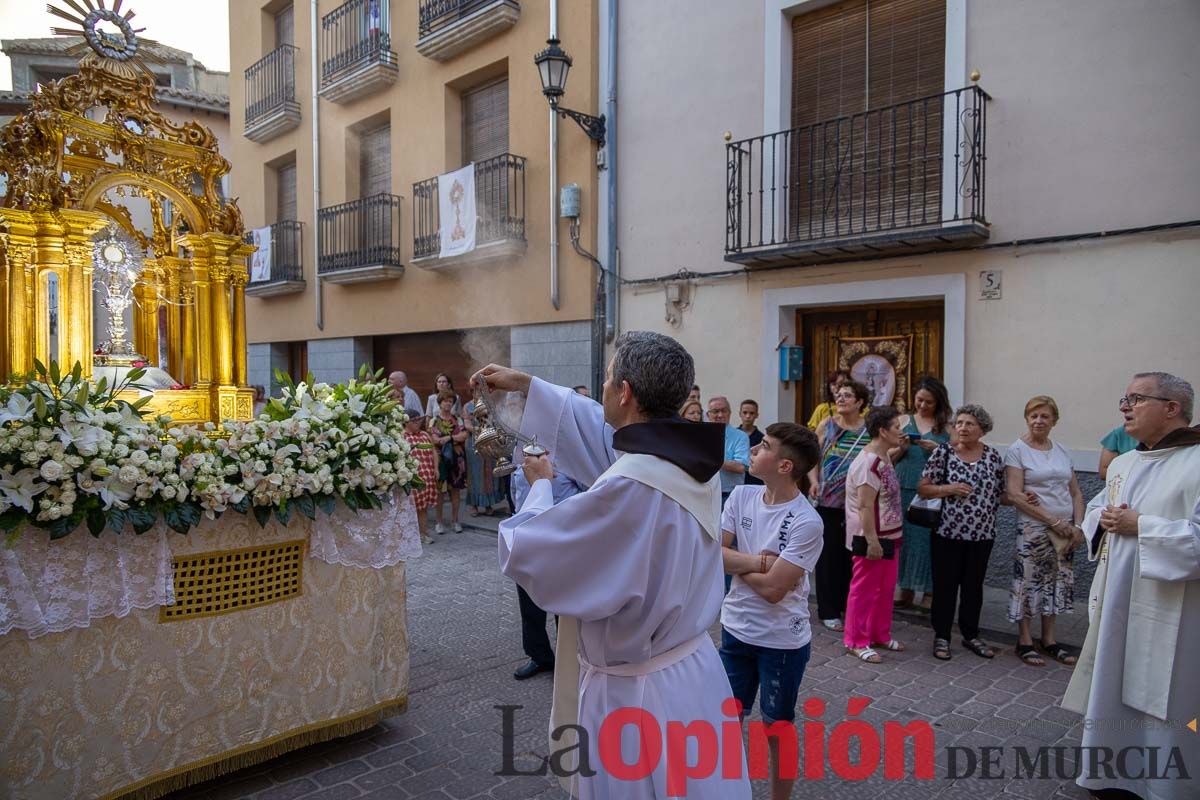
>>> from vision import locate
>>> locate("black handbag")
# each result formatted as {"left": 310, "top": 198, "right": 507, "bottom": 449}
{"left": 851, "top": 537, "right": 896, "bottom": 559}
{"left": 905, "top": 442, "right": 948, "bottom": 529}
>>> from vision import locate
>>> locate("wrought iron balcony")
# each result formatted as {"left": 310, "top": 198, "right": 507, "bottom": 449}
{"left": 411, "top": 153, "right": 527, "bottom": 267}
{"left": 416, "top": 0, "right": 520, "bottom": 61}
{"left": 320, "top": 0, "right": 398, "bottom": 103}
{"left": 244, "top": 45, "right": 300, "bottom": 143}
{"left": 318, "top": 193, "right": 404, "bottom": 283}
{"left": 725, "top": 85, "right": 990, "bottom": 267}
{"left": 245, "top": 221, "right": 305, "bottom": 297}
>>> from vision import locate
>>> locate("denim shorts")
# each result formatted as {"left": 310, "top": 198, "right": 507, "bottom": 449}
{"left": 719, "top": 628, "right": 811, "bottom": 723}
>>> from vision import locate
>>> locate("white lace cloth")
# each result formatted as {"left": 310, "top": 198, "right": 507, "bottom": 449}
{"left": 1, "top": 492, "right": 422, "bottom": 639}
{"left": 0, "top": 525, "right": 175, "bottom": 639}
{"left": 308, "top": 489, "right": 423, "bottom": 568}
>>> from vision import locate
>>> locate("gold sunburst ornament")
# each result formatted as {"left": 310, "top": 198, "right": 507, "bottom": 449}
{"left": 47, "top": 0, "right": 164, "bottom": 77}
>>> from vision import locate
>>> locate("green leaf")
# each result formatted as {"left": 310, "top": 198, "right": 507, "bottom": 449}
{"left": 131, "top": 396, "right": 153, "bottom": 410}
{"left": 128, "top": 506, "right": 157, "bottom": 534}
{"left": 317, "top": 494, "right": 336, "bottom": 516}
{"left": 0, "top": 509, "right": 25, "bottom": 533}
{"left": 295, "top": 493, "right": 316, "bottom": 520}
{"left": 49, "top": 360, "right": 61, "bottom": 385}
{"left": 86, "top": 508, "right": 106, "bottom": 537}
{"left": 33, "top": 358, "right": 47, "bottom": 379}
{"left": 33, "top": 393, "right": 47, "bottom": 420}
{"left": 342, "top": 491, "right": 359, "bottom": 512}
{"left": 179, "top": 502, "right": 202, "bottom": 529}
{"left": 231, "top": 496, "right": 250, "bottom": 514}
{"left": 75, "top": 383, "right": 90, "bottom": 406}
{"left": 274, "top": 501, "right": 292, "bottom": 526}
{"left": 48, "top": 516, "right": 73, "bottom": 540}
{"left": 71, "top": 362, "right": 82, "bottom": 382}
{"left": 105, "top": 507, "right": 128, "bottom": 534}
{"left": 252, "top": 503, "right": 272, "bottom": 528}
{"left": 163, "top": 506, "right": 191, "bottom": 534}
{"left": 94, "top": 376, "right": 108, "bottom": 395}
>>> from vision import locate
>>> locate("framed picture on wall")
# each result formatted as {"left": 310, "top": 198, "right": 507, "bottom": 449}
{"left": 835, "top": 334, "right": 914, "bottom": 411}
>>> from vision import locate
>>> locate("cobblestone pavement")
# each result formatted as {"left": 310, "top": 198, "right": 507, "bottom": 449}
{"left": 168, "top": 522, "right": 1095, "bottom": 800}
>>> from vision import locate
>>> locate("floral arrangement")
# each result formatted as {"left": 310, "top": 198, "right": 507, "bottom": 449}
{"left": 0, "top": 362, "right": 421, "bottom": 541}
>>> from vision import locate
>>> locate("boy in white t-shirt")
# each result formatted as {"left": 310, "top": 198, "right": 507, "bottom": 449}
{"left": 720, "top": 422, "right": 824, "bottom": 800}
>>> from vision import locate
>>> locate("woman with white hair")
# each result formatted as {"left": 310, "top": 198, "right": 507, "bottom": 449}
{"left": 918, "top": 404, "right": 1008, "bottom": 661}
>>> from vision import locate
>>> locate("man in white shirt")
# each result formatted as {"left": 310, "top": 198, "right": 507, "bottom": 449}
{"left": 388, "top": 371, "right": 421, "bottom": 412}
{"left": 720, "top": 422, "right": 824, "bottom": 800}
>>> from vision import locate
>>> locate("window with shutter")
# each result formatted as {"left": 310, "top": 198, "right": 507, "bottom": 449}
{"left": 462, "top": 78, "right": 509, "bottom": 165}
{"left": 276, "top": 161, "right": 297, "bottom": 222}
{"left": 359, "top": 124, "right": 391, "bottom": 198}
{"left": 275, "top": 5, "right": 295, "bottom": 49}
{"left": 790, "top": 0, "right": 944, "bottom": 239}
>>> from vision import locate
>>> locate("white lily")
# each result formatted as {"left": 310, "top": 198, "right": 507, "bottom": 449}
{"left": 96, "top": 472, "right": 136, "bottom": 510}
{"left": 0, "top": 468, "right": 48, "bottom": 512}
{"left": 0, "top": 394, "right": 35, "bottom": 425}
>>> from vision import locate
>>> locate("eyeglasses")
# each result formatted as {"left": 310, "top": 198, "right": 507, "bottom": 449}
{"left": 1118, "top": 393, "right": 1172, "bottom": 409}
{"left": 834, "top": 392, "right": 857, "bottom": 400}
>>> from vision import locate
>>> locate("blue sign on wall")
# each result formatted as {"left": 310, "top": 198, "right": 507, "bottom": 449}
{"left": 779, "top": 345, "right": 804, "bottom": 383}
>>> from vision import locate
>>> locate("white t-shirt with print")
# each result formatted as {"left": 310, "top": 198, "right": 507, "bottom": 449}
{"left": 720, "top": 485, "right": 825, "bottom": 649}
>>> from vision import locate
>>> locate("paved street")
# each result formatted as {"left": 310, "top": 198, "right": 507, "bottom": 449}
{"left": 169, "top": 520, "right": 1095, "bottom": 800}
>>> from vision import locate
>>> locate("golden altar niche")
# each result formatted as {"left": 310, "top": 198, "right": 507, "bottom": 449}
{"left": 0, "top": 19, "right": 253, "bottom": 424}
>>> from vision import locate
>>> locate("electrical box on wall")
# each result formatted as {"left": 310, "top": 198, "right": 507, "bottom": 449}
{"left": 559, "top": 183, "right": 581, "bottom": 219}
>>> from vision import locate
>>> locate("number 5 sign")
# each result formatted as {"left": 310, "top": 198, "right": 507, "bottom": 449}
{"left": 979, "top": 270, "right": 1002, "bottom": 300}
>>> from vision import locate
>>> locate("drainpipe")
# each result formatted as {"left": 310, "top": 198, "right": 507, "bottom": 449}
{"left": 549, "top": 0, "right": 560, "bottom": 310}
{"left": 312, "top": 0, "right": 324, "bottom": 330}
{"left": 604, "top": 0, "right": 618, "bottom": 340}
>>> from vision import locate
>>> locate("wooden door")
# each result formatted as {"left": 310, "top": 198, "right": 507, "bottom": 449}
{"left": 372, "top": 327, "right": 511, "bottom": 406}
{"left": 276, "top": 160, "right": 297, "bottom": 222}
{"left": 274, "top": 5, "right": 295, "bottom": 48}
{"left": 796, "top": 299, "right": 942, "bottom": 421}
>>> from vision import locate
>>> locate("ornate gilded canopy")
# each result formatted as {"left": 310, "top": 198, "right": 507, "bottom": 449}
{"left": 0, "top": 1, "right": 254, "bottom": 424}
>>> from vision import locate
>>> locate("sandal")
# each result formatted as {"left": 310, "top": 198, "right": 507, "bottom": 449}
{"left": 821, "top": 618, "right": 845, "bottom": 632}
{"left": 847, "top": 647, "right": 883, "bottom": 664}
{"left": 933, "top": 638, "right": 951, "bottom": 660}
{"left": 1016, "top": 643, "right": 1045, "bottom": 666}
{"left": 873, "top": 639, "right": 905, "bottom": 652}
{"left": 963, "top": 638, "right": 995, "bottom": 659}
{"left": 1038, "top": 640, "right": 1077, "bottom": 665}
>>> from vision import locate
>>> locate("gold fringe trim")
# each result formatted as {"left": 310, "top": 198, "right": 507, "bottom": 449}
{"left": 100, "top": 695, "right": 408, "bottom": 800}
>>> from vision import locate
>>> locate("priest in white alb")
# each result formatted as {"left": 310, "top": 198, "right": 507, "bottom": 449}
{"left": 1063, "top": 371, "right": 1200, "bottom": 800}
{"left": 476, "top": 332, "right": 752, "bottom": 799}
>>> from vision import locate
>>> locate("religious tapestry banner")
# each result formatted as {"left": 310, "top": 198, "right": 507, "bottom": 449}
{"left": 835, "top": 334, "right": 914, "bottom": 410}
{"left": 249, "top": 226, "right": 272, "bottom": 283}
{"left": 438, "top": 163, "right": 477, "bottom": 258}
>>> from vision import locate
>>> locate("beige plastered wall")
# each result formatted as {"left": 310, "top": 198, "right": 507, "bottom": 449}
{"left": 615, "top": 0, "right": 1200, "bottom": 464}
{"left": 228, "top": 0, "right": 600, "bottom": 345}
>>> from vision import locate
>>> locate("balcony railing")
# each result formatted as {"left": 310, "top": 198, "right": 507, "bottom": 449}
{"left": 244, "top": 45, "right": 298, "bottom": 132}
{"left": 412, "top": 153, "right": 527, "bottom": 262}
{"left": 725, "top": 85, "right": 990, "bottom": 265}
{"left": 415, "top": 0, "right": 520, "bottom": 60}
{"left": 320, "top": 0, "right": 398, "bottom": 102}
{"left": 318, "top": 193, "right": 404, "bottom": 281}
{"left": 246, "top": 221, "right": 303, "bottom": 287}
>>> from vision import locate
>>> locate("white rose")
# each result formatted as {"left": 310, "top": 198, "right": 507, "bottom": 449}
{"left": 39, "top": 459, "right": 64, "bottom": 481}
{"left": 118, "top": 464, "right": 140, "bottom": 483}
{"left": 160, "top": 444, "right": 179, "bottom": 460}
{"left": 129, "top": 450, "right": 149, "bottom": 466}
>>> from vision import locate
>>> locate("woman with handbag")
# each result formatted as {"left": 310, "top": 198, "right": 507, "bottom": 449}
{"left": 1003, "top": 396, "right": 1086, "bottom": 666}
{"left": 843, "top": 406, "right": 906, "bottom": 662}
{"left": 429, "top": 390, "right": 469, "bottom": 534}
{"left": 808, "top": 380, "right": 871, "bottom": 632}
{"left": 918, "top": 404, "right": 1007, "bottom": 661}
{"left": 891, "top": 377, "right": 952, "bottom": 611}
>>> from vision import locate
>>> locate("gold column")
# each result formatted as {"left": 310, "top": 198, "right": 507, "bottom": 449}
{"left": 60, "top": 212, "right": 107, "bottom": 377}
{"left": 180, "top": 282, "right": 196, "bottom": 387}
{"left": 184, "top": 238, "right": 214, "bottom": 389}
{"left": 4, "top": 228, "right": 35, "bottom": 377}
{"left": 0, "top": 239, "right": 9, "bottom": 379}
{"left": 231, "top": 271, "right": 247, "bottom": 387}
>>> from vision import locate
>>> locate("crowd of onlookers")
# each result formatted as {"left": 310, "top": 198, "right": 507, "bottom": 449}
{"left": 701, "top": 368, "right": 1151, "bottom": 669}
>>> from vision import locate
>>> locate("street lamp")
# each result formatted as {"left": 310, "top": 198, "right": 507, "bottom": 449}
{"left": 534, "top": 37, "right": 605, "bottom": 147}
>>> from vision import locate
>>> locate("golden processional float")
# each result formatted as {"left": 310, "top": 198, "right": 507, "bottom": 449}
{"left": 0, "top": 2, "right": 253, "bottom": 425}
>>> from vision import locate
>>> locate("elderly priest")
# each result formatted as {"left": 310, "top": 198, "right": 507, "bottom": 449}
{"left": 1063, "top": 372, "right": 1200, "bottom": 800}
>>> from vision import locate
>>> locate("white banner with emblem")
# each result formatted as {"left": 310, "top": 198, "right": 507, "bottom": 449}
{"left": 438, "top": 163, "right": 476, "bottom": 258}
{"left": 249, "top": 226, "right": 272, "bottom": 282}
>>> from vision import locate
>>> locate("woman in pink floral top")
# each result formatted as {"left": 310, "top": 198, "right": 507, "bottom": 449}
{"left": 843, "top": 407, "right": 906, "bottom": 662}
